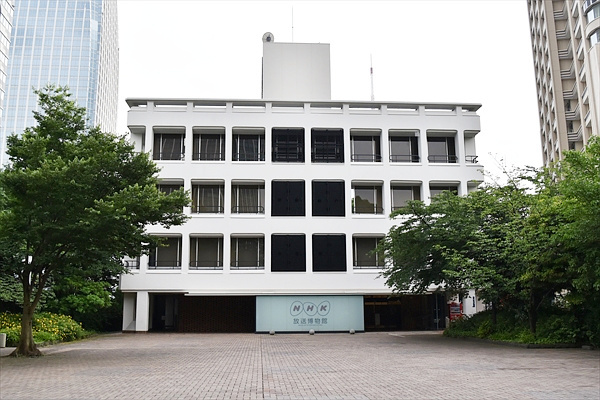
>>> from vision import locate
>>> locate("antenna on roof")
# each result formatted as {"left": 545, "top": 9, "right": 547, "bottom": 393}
{"left": 370, "top": 54, "right": 375, "bottom": 101}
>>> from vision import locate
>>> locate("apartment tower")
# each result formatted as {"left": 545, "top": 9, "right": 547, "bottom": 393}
{"left": 527, "top": 0, "right": 600, "bottom": 166}
{"left": 0, "top": 0, "right": 118, "bottom": 166}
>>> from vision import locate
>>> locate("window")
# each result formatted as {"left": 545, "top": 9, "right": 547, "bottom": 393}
{"left": 272, "top": 181, "right": 305, "bottom": 216}
{"left": 272, "top": 128, "right": 304, "bottom": 162}
{"left": 312, "top": 181, "right": 345, "bottom": 216}
{"left": 232, "top": 183, "right": 265, "bottom": 214}
{"left": 271, "top": 235, "right": 306, "bottom": 272}
{"left": 429, "top": 185, "right": 459, "bottom": 198}
{"left": 153, "top": 129, "right": 185, "bottom": 160}
{"left": 123, "top": 256, "right": 140, "bottom": 269}
{"left": 350, "top": 130, "right": 381, "bottom": 162}
{"left": 192, "top": 183, "right": 224, "bottom": 213}
{"left": 427, "top": 135, "right": 457, "bottom": 163}
{"left": 353, "top": 237, "right": 384, "bottom": 269}
{"left": 190, "top": 237, "right": 223, "bottom": 270}
{"left": 193, "top": 127, "right": 225, "bottom": 160}
{"left": 352, "top": 184, "right": 383, "bottom": 214}
{"left": 233, "top": 128, "right": 265, "bottom": 161}
{"left": 231, "top": 237, "right": 264, "bottom": 269}
{"left": 311, "top": 128, "right": 344, "bottom": 163}
{"left": 158, "top": 183, "right": 183, "bottom": 195}
{"left": 149, "top": 237, "right": 182, "bottom": 269}
{"left": 389, "top": 132, "right": 419, "bottom": 162}
{"left": 587, "top": 4, "right": 600, "bottom": 23}
{"left": 391, "top": 185, "right": 421, "bottom": 210}
{"left": 312, "top": 235, "right": 346, "bottom": 272}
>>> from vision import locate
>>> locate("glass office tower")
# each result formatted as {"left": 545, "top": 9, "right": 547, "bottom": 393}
{"left": 0, "top": 0, "right": 118, "bottom": 166}
{"left": 0, "top": 0, "right": 15, "bottom": 126}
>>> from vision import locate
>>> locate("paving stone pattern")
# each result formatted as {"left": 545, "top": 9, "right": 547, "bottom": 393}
{"left": 0, "top": 332, "right": 598, "bottom": 399}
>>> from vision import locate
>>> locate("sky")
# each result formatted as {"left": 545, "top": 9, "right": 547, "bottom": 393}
{"left": 117, "top": 0, "right": 542, "bottom": 180}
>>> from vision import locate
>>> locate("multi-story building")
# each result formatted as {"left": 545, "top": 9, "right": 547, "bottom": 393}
{"left": 0, "top": 0, "right": 118, "bottom": 167}
{"left": 0, "top": 0, "right": 14, "bottom": 127}
{"left": 120, "top": 36, "right": 485, "bottom": 333}
{"left": 527, "top": 0, "right": 600, "bottom": 166}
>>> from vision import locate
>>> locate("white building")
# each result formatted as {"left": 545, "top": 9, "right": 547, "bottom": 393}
{"left": 527, "top": 0, "right": 600, "bottom": 166}
{"left": 120, "top": 35, "right": 484, "bottom": 333}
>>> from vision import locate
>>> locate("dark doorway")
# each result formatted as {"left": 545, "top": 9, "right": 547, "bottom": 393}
{"left": 150, "top": 294, "right": 180, "bottom": 331}
{"left": 178, "top": 296, "right": 256, "bottom": 333}
{"left": 364, "top": 294, "right": 446, "bottom": 331}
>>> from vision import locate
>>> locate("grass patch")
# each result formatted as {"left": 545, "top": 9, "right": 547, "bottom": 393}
{"left": 0, "top": 312, "right": 91, "bottom": 346}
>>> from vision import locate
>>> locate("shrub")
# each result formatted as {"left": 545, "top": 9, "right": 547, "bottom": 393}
{"left": 0, "top": 312, "right": 90, "bottom": 346}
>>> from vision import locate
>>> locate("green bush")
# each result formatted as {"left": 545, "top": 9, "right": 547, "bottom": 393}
{"left": 0, "top": 312, "right": 90, "bottom": 346}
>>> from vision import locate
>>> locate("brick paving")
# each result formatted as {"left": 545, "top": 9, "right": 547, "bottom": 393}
{"left": 0, "top": 331, "right": 598, "bottom": 400}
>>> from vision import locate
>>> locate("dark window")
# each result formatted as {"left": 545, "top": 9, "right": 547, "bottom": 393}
{"left": 390, "top": 136, "right": 419, "bottom": 162}
{"left": 312, "top": 235, "right": 346, "bottom": 272}
{"left": 429, "top": 185, "right": 458, "bottom": 198}
{"left": 271, "top": 235, "right": 306, "bottom": 272}
{"left": 149, "top": 237, "right": 182, "bottom": 269}
{"left": 353, "top": 237, "right": 384, "bottom": 269}
{"left": 391, "top": 186, "right": 421, "bottom": 210}
{"left": 427, "top": 137, "right": 457, "bottom": 163}
{"left": 312, "top": 181, "right": 345, "bottom": 216}
{"left": 193, "top": 132, "right": 225, "bottom": 161}
{"left": 192, "top": 184, "right": 224, "bottom": 213}
{"left": 233, "top": 134, "right": 265, "bottom": 161}
{"left": 311, "top": 128, "right": 344, "bottom": 163}
{"left": 231, "top": 237, "right": 264, "bottom": 269}
{"left": 351, "top": 135, "right": 381, "bottom": 162}
{"left": 272, "top": 128, "right": 304, "bottom": 162}
{"left": 190, "top": 237, "right": 223, "bottom": 270}
{"left": 153, "top": 133, "right": 184, "bottom": 160}
{"left": 232, "top": 184, "right": 265, "bottom": 214}
{"left": 272, "top": 181, "right": 305, "bottom": 216}
{"left": 158, "top": 184, "right": 183, "bottom": 195}
{"left": 352, "top": 185, "right": 383, "bottom": 214}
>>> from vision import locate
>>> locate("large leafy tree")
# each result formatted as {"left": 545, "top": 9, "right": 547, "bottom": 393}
{"left": 380, "top": 170, "right": 574, "bottom": 334}
{"left": 0, "top": 86, "right": 189, "bottom": 356}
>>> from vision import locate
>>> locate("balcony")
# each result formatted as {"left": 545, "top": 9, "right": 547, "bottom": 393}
{"left": 465, "top": 155, "right": 479, "bottom": 164}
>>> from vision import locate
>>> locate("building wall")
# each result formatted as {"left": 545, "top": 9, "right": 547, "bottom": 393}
{"left": 120, "top": 98, "right": 484, "bottom": 332}
{"left": 527, "top": 0, "right": 600, "bottom": 166}
{"left": 0, "top": 0, "right": 118, "bottom": 166}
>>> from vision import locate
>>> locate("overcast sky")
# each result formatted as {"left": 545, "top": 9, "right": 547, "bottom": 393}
{"left": 117, "top": 0, "right": 542, "bottom": 179}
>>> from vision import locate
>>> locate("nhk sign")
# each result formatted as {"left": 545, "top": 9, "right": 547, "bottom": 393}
{"left": 256, "top": 295, "right": 364, "bottom": 332}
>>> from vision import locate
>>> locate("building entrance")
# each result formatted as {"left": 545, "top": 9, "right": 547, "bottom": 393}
{"left": 363, "top": 294, "right": 446, "bottom": 331}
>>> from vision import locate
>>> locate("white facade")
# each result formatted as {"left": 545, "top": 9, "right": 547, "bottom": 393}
{"left": 120, "top": 38, "right": 484, "bottom": 333}
{"left": 527, "top": 0, "right": 600, "bottom": 166}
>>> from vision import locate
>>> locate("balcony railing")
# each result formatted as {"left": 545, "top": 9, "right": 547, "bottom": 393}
{"left": 390, "top": 154, "right": 420, "bottom": 162}
{"left": 352, "top": 204, "right": 384, "bottom": 214}
{"left": 465, "top": 155, "right": 479, "bottom": 163}
{"left": 233, "top": 152, "right": 265, "bottom": 162}
{"left": 353, "top": 261, "right": 384, "bottom": 269}
{"left": 192, "top": 152, "right": 225, "bottom": 161}
{"left": 311, "top": 144, "right": 344, "bottom": 163}
{"left": 189, "top": 261, "right": 223, "bottom": 270}
{"left": 192, "top": 205, "right": 224, "bottom": 214}
{"left": 148, "top": 261, "right": 181, "bottom": 270}
{"left": 123, "top": 259, "right": 140, "bottom": 269}
{"left": 231, "top": 205, "right": 265, "bottom": 214}
{"left": 273, "top": 145, "right": 304, "bottom": 162}
{"left": 428, "top": 155, "right": 458, "bottom": 163}
{"left": 351, "top": 153, "right": 382, "bottom": 162}
{"left": 153, "top": 152, "right": 185, "bottom": 161}
{"left": 230, "top": 262, "right": 264, "bottom": 270}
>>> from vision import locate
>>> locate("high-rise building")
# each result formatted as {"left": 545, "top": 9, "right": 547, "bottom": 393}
{"left": 527, "top": 0, "right": 600, "bottom": 167}
{"left": 0, "top": 0, "right": 118, "bottom": 166}
{"left": 0, "top": 0, "right": 15, "bottom": 126}
{"left": 119, "top": 36, "right": 486, "bottom": 334}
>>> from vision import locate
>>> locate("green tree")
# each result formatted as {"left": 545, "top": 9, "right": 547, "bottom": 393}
{"left": 0, "top": 86, "right": 189, "bottom": 356}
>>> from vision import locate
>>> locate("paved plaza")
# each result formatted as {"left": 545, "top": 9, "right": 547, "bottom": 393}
{"left": 0, "top": 331, "right": 598, "bottom": 400}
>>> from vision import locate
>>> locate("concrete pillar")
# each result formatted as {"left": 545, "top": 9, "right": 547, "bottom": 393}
{"left": 122, "top": 292, "right": 137, "bottom": 331}
{"left": 135, "top": 291, "right": 150, "bottom": 332}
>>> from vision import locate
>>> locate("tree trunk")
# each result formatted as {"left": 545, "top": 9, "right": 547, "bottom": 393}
{"left": 491, "top": 301, "right": 497, "bottom": 326}
{"left": 10, "top": 304, "right": 41, "bottom": 357}
{"left": 528, "top": 290, "right": 538, "bottom": 335}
